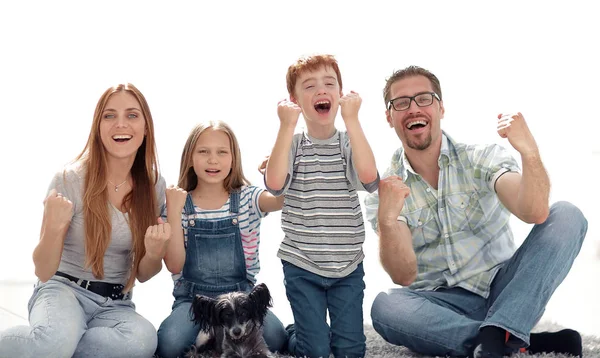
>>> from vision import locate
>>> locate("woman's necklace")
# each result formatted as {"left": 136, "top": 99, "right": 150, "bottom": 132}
{"left": 107, "top": 179, "right": 128, "bottom": 192}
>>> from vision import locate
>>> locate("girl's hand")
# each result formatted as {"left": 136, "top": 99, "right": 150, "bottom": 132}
{"left": 166, "top": 185, "right": 188, "bottom": 213}
{"left": 258, "top": 155, "right": 269, "bottom": 175}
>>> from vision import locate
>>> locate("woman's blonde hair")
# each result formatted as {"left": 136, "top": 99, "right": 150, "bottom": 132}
{"left": 74, "top": 83, "right": 159, "bottom": 292}
{"left": 178, "top": 121, "right": 249, "bottom": 192}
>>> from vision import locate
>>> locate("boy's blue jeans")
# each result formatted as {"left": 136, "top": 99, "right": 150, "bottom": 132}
{"left": 371, "top": 201, "right": 588, "bottom": 357}
{"left": 284, "top": 261, "right": 366, "bottom": 358}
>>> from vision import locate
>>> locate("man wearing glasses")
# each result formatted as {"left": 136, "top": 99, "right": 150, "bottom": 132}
{"left": 364, "top": 65, "right": 587, "bottom": 358}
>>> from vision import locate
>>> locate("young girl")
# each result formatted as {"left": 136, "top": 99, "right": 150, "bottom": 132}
{"left": 0, "top": 83, "right": 170, "bottom": 358}
{"left": 156, "top": 121, "right": 288, "bottom": 358}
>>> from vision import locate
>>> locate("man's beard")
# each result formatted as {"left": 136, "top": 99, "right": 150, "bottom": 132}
{"left": 406, "top": 133, "right": 432, "bottom": 151}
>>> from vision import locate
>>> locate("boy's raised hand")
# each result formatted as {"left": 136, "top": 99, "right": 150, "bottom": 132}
{"left": 166, "top": 185, "right": 188, "bottom": 213}
{"left": 339, "top": 91, "right": 362, "bottom": 122}
{"left": 277, "top": 99, "right": 301, "bottom": 128}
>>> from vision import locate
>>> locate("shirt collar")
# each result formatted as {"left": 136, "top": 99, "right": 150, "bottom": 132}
{"left": 440, "top": 131, "right": 451, "bottom": 158}
{"left": 398, "top": 132, "right": 454, "bottom": 180}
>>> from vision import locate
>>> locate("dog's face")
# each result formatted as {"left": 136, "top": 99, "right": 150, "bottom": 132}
{"left": 191, "top": 283, "right": 272, "bottom": 342}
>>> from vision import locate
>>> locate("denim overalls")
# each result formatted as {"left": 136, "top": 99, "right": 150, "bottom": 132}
{"left": 180, "top": 190, "right": 250, "bottom": 296}
{"left": 156, "top": 190, "right": 287, "bottom": 358}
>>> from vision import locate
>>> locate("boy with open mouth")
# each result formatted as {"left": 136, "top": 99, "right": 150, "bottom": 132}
{"left": 264, "top": 54, "right": 380, "bottom": 358}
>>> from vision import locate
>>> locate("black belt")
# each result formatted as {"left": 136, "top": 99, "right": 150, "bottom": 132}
{"left": 55, "top": 271, "right": 126, "bottom": 300}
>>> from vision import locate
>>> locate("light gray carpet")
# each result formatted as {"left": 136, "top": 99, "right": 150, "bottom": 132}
{"left": 183, "top": 322, "right": 600, "bottom": 357}
{"left": 269, "top": 322, "right": 600, "bottom": 358}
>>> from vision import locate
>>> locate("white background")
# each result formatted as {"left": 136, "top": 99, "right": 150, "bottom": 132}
{"left": 1, "top": 1, "right": 598, "bottom": 336}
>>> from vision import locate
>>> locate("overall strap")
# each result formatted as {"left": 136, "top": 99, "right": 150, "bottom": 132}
{"left": 229, "top": 189, "right": 241, "bottom": 214}
{"left": 183, "top": 192, "right": 196, "bottom": 215}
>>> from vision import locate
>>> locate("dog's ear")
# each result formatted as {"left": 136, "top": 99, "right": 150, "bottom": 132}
{"left": 191, "top": 294, "right": 218, "bottom": 332}
{"left": 249, "top": 283, "right": 272, "bottom": 323}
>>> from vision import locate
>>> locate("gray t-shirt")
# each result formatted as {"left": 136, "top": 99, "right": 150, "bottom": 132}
{"left": 47, "top": 164, "right": 166, "bottom": 285}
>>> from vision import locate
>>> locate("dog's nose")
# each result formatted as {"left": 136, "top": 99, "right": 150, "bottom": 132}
{"left": 232, "top": 327, "right": 242, "bottom": 336}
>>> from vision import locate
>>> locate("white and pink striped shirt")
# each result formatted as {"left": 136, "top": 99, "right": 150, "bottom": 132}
{"left": 169, "top": 186, "right": 266, "bottom": 284}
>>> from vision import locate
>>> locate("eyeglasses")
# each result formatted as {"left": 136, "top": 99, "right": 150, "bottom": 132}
{"left": 387, "top": 92, "right": 441, "bottom": 111}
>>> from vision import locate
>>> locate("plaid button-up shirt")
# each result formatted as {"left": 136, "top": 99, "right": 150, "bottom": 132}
{"left": 365, "top": 132, "right": 520, "bottom": 298}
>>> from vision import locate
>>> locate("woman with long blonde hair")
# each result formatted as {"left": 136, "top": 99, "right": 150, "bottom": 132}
{"left": 0, "top": 83, "right": 170, "bottom": 358}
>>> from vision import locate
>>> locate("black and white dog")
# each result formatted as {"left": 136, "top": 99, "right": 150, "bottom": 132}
{"left": 187, "top": 283, "right": 273, "bottom": 358}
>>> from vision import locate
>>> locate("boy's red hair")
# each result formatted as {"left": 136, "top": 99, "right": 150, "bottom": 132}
{"left": 286, "top": 54, "right": 343, "bottom": 97}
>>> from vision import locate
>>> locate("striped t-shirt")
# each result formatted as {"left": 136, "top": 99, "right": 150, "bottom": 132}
{"left": 168, "top": 186, "right": 266, "bottom": 284}
{"left": 266, "top": 130, "right": 379, "bottom": 278}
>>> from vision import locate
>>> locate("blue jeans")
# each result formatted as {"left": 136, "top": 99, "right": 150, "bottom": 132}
{"left": 156, "top": 279, "right": 288, "bottom": 358}
{"left": 371, "top": 201, "right": 588, "bottom": 357}
{"left": 0, "top": 276, "right": 157, "bottom": 358}
{"left": 284, "top": 261, "right": 366, "bottom": 358}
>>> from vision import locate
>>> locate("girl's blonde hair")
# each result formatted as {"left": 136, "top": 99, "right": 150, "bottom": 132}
{"left": 74, "top": 83, "right": 159, "bottom": 292}
{"left": 178, "top": 121, "right": 249, "bottom": 192}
